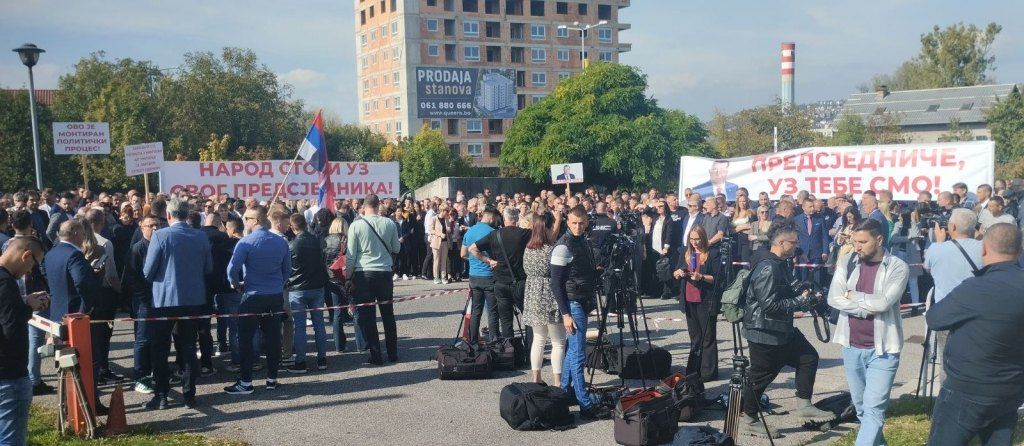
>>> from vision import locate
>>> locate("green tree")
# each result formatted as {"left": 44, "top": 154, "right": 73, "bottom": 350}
{"left": 321, "top": 118, "right": 388, "bottom": 161}
{"left": 867, "top": 22, "right": 1001, "bottom": 91}
{"left": 830, "top": 113, "right": 870, "bottom": 146}
{"left": 708, "top": 101, "right": 821, "bottom": 156}
{"left": 0, "top": 92, "right": 70, "bottom": 191}
{"left": 829, "top": 112, "right": 907, "bottom": 146}
{"left": 400, "top": 129, "right": 470, "bottom": 190}
{"left": 198, "top": 134, "right": 231, "bottom": 161}
{"left": 986, "top": 87, "right": 1024, "bottom": 166}
{"left": 501, "top": 62, "right": 709, "bottom": 189}
{"left": 937, "top": 118, "right": 975, "bottom": 142}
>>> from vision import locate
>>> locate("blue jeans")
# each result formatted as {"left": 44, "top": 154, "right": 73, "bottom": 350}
{"left": 238, "top": 293, "right": 282, "bottom": 383}
{"left": 561, "top": 301, "right": 596, "bottom": 410}
{"left": 929, "top": 387, "right": 1024, "bottom": 446}
{"left": 0, "top": 377, "right": 32, "bottom": 446}
{"left": 289, "top": 289, "right": 327, "bottom": 365}
{"left": 131, "top": 299, "right": 153, "bottom": 381}
{"left": 216, "top": 293, "right": 242, "bottom": 365}
{"left": 842, "top": 347, "right": 899, "bottom": 446}
{"left": 27, "top": 313, "right": 45, "bottom": 386}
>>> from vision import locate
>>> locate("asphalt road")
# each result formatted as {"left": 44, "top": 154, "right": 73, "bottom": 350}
{"left": 33, "top": 279, "right": 932, "bottom": 446}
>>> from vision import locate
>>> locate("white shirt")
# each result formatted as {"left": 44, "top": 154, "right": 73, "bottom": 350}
{"left": 652, "top": 217, "right": 664, "bottom": 252}
{"left": 682, "top": 212, "right": 698, "bottom": 247}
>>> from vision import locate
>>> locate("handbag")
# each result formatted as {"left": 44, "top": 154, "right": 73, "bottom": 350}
{"left": 329, "top": 253, "right": 346, "bottom": 280}
{"left": 655, "top": 256, "right": 674, "bottom": 283}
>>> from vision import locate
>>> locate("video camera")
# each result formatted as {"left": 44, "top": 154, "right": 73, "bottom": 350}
{"left": 917, "top": 202, "right": 950, "bottom": 230}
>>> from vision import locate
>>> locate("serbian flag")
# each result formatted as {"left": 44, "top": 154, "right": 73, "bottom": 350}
{"left": 296, "top": 110, "right": 335, "bottom": 208}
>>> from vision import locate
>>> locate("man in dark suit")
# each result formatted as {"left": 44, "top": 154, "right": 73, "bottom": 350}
{"left": 43, "top": 219, "right": 103, "bottom": 412}
{"left": 142, "top": 199, "right": 213, "bottom": 410}
{"left": 691, "top": 159, "right": 739, "bottom": 201}
{"left": 793, "top": 199, "right": 829, "bottom": 285}
{"left": 45, "top": 193, "right": 75, "bottom": 244}
{"left": 555, "top": 164, "right": 577, "bottom": 183}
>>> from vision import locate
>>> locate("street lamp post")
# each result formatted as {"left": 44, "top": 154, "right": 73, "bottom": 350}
{"left": 558, "top": 20, "right": 607, "bottom": 71}
{"left": 13, "top": 43, "right": 46, "bottom": 190}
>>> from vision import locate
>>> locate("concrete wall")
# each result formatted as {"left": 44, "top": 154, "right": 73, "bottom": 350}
{"left": 413, "top": 176, "right": 537, "bottom": 200}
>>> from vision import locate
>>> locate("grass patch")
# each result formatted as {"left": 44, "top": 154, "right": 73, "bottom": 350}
{"left": 834, "top": 396, "right": 1024, "bottom": 445}
{"left": 28, "top": 405, "right": 246, "bottom": 446}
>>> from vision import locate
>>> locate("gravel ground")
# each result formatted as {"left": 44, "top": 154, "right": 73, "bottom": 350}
{"left": 32, "top": 279, "right": 931, "bottom": 446}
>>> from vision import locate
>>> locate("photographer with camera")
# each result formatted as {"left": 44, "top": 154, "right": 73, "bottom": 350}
{"left": 550, "top": 205, "right": 610, "bottom": 420}
{"left": 827, "top": 218, "right": 908, "bottom": 446}
{"left": 740, "top": 221, "right": 835, "bottom": 438}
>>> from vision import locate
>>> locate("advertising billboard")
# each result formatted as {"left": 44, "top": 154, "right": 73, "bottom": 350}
{"left": 415, "top": 67, "right": 516, "bottom": 119}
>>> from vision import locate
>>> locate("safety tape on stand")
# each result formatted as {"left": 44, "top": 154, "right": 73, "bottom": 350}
{"left": 88, "top": 288, "right": 469, "bottom": 324}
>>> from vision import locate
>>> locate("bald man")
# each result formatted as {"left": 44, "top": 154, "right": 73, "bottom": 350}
{"left": 926, "top": 223, "right": 1024, "bottom": 445}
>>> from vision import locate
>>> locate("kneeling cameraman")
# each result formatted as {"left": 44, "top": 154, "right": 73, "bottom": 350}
{"left": 741, "top": 221, "right": 834, "bottom": 438}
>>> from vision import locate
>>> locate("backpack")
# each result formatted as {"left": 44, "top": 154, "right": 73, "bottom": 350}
{"left": 719, "top": 268, "right": 751, "bottom": 323}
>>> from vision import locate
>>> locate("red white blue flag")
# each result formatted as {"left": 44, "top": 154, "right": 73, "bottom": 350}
{"left": 297, "top": 110, "right": 334, "bottom": 208}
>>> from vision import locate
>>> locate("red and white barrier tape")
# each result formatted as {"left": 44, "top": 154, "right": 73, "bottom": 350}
{"left": 641, "top": 303, "right": 926, "bottom": 328}
{"left": 89, "top": 288, "right": 469, "bottom": 324}
{"left": 730, "top": 261, "right": 925, "bottom": 268}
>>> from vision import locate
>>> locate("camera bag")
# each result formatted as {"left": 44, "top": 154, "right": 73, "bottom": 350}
{"left": 438, "top": 293, "right": 493, "bottom": 380}
{"left": 613, "top": 383, "right": 682, "bottom": 445}
{"left": 499, "top": 382, "right": 576, "bottom": 431}
{"left": 619, "top": 345, "right": 672, "bottom": 380}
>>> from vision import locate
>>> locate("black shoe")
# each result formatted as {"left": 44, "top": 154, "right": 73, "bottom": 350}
{"left": 286, "top": 363, "right": 308, "bottom": 374}
{"left": 364, "top": 353, "right": 384, "bottom": 366}
{"left": 32, "top": 382, "right": 55, "bottom": 396}
{"left": 316, "top": 357, "right": 328, "bottom": 371}
{"left": 580, "top": 405, "right": 612, "bottom": 420}
{"left": 183, "top": 396, "right": 197, "bottom": 408}
{"left": 143, "top": 394, "right": 169, "bottom": 410}
{"left": 387, "top": 353, "right": 399, "bottom": 363}
{"left": 95, "top": 402, "right": 109, "bottom": 416}
{"left": 99, "top": 370, "right": 125, "bottom": 383}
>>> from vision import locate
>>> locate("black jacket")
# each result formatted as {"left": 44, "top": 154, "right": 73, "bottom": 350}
{"left": 288, "top": 231, "right": 328, "bottom": 291}
{"left": 743, "top": 250, "right": 814, "bottom": 345}
{"left": 126, "top": 239, "right": 152, "bottom": 305}
{"left": 324, "top": 233, "right": 345, "bottom": 281}
{"left": 927, "top": 261, "right": 1024, "bottom": 397}
{"left": 0, "top": 267, "right": 32, "bottom": 379}
{"left": 202, "top": 226, "right": 234, "bottom": 295}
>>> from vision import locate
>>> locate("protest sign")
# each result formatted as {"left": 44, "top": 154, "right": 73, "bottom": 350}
{"left": 678, "top": 141, "right": 994, "bottom": 201}
{"left": 159, "top": 160, "right": 400, "bottom": 200}
{"left": 52, "top": 122, "right": 111, "bottom": 155}
{"left": 124, "top": 142, "right": 164, "bottom": 176}
{"left": 550, "top": 163, "right": 584, "bottom": 184}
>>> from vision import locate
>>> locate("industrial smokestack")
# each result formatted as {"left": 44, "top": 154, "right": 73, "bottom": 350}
{"left": 780, "top": 42, "right": 795, "bottom": 107}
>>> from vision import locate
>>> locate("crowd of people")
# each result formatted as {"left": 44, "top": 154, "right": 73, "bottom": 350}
{"left": 0, "top": 178, "right": 1022, "bottom": 444}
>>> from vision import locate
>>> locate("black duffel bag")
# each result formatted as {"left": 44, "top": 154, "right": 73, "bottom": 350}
{"left": 499, "top": 382, "right": 576, "bottom": 431}
{"left": 586, "top": 339, "right": 622, "bottom": 374}
{"left": 613, "top": 387, "right": 681, "bottom": 446}
{"left": 489, "top": 311, "right": 531, "bottom": 370}
{"left": 665, "top": 372, "right": 705, "bottom": 422}
{"left": 619, "top": 345, "right": 672, "bottom": 380}
{"left": 438, "top": 294, "right": 493, "bottom": 380}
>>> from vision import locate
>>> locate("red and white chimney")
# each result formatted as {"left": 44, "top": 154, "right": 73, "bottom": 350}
{"left": 780, "top": 42, "right": 795, "bottom": 106}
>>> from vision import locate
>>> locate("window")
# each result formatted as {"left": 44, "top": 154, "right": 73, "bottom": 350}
{"left": 360, "top": 10, "right": 366, "bottom": 25}
{"left": 361, "top": 34, "right": 368, "bottom": 46}
{"left": 485, "top": 0, "right": 501, "bottom": 14}
{"left": 598, "top": 50, "right": 612, "bottom": 61}
{"left": 530, "top": 24, "right": 545, "bottom": 39}
{"left": 385, "top": 98, "right": 391, "bottom": 109}
{"left": 395, "top": 121, "right": 402, "bottom": 135}
{"left": 363, "top": 79, "right": 369, "bottom": 92}
{"left": 380, "top": 25, "right": 387, "bottom": 39}
{"left": 516, "top": 70, "right": 526, "bottom": 87}
{"left": 445, "top": 44, "right": 457, "bottom": 61}
{"left": 394, "top": 96, "right": 402, "bottom": 110}
{"left": 486, "top": 46, "right": 502, "bottom": 62}
{"left": 393, "top": 71, "right": 400, "bottom": 85}
{"left": 383, "top": 73, "right": 389, "bottom": 84}
{"left": 444, "top": 19, "right": 456, "bottom": 36}
{"left": 393, "top": 46, "right": 401, "bottom": 60}
{"left": 510, "top": 23, "right": 525, "bottom": 39}
{"left": 598, "top": 4, "right": 611, "bottom": 20}
{"left": 371, "top": 77, "right": 378, "bottom": 88}
{"left": 373, "top": 99, "right": 379, "bottom": 111}
{"left": 556, "top": 1, "right": 568, "bottom": 14}
{"left": 463, "top": 0, "right": 478, "bottom": 12}
{"left": 464, "top": 45, "right": 481, "bottom": 61}
{"left": 532, "top": 94, "right": 547, "bottom": 104}
{"left": 577, "top": 3, "right": 587, "bottom": 15}
{"left": 517, "top": 94, "right": 526, "bottom": 109}
{"left": 391, "top": 0, "right": 397, "bottom": 11}
{"left": 530, "top": 0, "right": 544, "bottom": 16}
{"left": 444, "top": 0, "right": 455, "bottom": 11}
{"left": 369, "top": 6, "right": 375, "bottom": 18}
{"left": 485, "top": 21, "right": 501, "bottom": 38}
{"left": 449, "top": 143, "right": 460, "bottom": 156}
{"left": 960, "top": 102, "right": 975, "bottom": 111}
{"left": 467, "top": 143, "right": 483, "bottom": 158}
{"left": 391, "top": 21, "right": 399, "bottom": 36}
{"left": 430, "top": 119, "right": 442, "bottom": 130}
{"left": 488, "top": 119, "right": 503, "bottom": 134}
{"left": 506, "top": 0, "right": 524, "bottom": 15}
{"left": 371, "top": 29, "right": 377, "bottom": 41}
{"left": 558, "top": 71, "right": 570, "bottom": 80}
{"left": 447, "top": 119, "right": 459, "bottom": 135}
{"left": 556, "top": 27, "right": 568, "bottom": 38}
{"left": 531, "top": 47, "right": 546, "bottom": 63}
{"left": 464, "top": 20, "right": 479, "bottom": 36}
{"left": 386, "top": 122, "right": 392, "bottom": 132}
{"left": 532, "top": 71, "right": 547, "bottom": 86}
{"left": 925, "top": 104, "right": 940, "bottom": 112}
{"left": 467, "top": 119, "right": 483, "bottom": 133}
{"left": 361, "top": 56, "right": 368, "bottom": 70}
{"left": 369, "top": 53, "right": 377, "bottom": 65}
{"left": 363, "top": 101, "right": 370, "bottom": 115}
{"left": 427, "top": 0, "right": 437, "bottom": 6}
{"left": 427, "top": 44, "right": 440, "bottom": 56}
{"left": 381, "top": 0, "right": 387, "bottom": 13}
{"left": 976, "top": 135, "right": 988, "bottom": 141}
{"left": 557, "top": 49, "right": 569, "bottom": 61}
{"left": 598, "top": 28, "right": 612, "bottom": 42}
{"left": 427, "top": 19, "right": 439, "bottom": 32}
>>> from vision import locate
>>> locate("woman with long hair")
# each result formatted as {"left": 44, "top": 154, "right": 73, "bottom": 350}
{"left": 522, "top": 214, "right": 565, "bottom": 384}
{"left": 835, "top": 207, "right": 862, "bottom": 260}
{"left": 731, "top": 194, "right": 756, "bottom": 261}
{"left": 673, "top": 226, "right": 723, "bottom": 382}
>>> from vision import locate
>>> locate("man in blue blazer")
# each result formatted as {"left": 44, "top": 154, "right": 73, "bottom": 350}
{"left": 793, "top": 199, "right": 830, "bottom": 286}
{"left": 142, "top": 198, "right": 213, "bottom": 410}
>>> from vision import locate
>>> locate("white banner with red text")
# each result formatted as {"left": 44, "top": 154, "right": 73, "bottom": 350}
{"left": 678, "top": 141, "right": 994, "bottom": 201}
{"left": 159, "top": 160, "right": 400, "bottom": 200}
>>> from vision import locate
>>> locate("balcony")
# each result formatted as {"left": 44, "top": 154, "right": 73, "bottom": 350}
{"left": 616, "top": 22, "right": 631, "bottom": 31}
{"left": 617, "top": 42, "right": 632, "bottom": 53}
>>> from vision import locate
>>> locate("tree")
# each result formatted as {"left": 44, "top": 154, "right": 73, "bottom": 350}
{"left": 400, "top": 129, "right": 471, "bottom": 190}
{"left": 501, "top": 62, "right": 709, "bottom": 190}
{"left": 321, "top": 118, "right": 388, "bottom": 162}
{"left": 198, "top": 134, "right": 230, "bottom": 161}
{"left": 829, "top": 112, "right": 907, "bottom": 146}
{"left": 867, "top": 22, "right": 1001, "bottom": 91}
{"left": 937, "top": 118, "right": 975, "bottom": 142}
{"left": 708, "top": 102, "right": 822, "bottom": 157}
{"left": 0, "top": 91, "right": 72, "bottom": 191}
{"left": 986, "top": 87, "right": 1024, "bottom": 167}
{"left": 830, "top": 113, "right": 870, "bottom": 146}
{"left": 379, "top": 142, "right": 403, "bottom": 161}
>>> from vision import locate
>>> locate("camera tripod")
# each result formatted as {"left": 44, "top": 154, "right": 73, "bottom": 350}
{"left": 586, "top": 265, "right": 657, "bottom": 391}
{"left": 724, "top": 322, "right": 776, "bottom": 446}
{"left": 915, "top": 289, "right": 939, "bottom": 406}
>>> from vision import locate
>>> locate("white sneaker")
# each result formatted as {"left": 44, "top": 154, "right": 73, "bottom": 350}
{"left": 442, "top": 279, "right": 450, "bottom": 285}
{"left": 433, "top": 279, "right": 441, "bottom": 284}
{"left": 393, "top": 274, "right": 399, "bottom": 280}
{"left": 402, "top": 274, "right": 410, "bottom": 281}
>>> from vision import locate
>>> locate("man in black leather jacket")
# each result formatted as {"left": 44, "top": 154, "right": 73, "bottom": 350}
{"left": 286, "top": 214, "right": 329, "bottom": 373}
{"left": 739, "top": 221, "right": 833, "bottom": 438}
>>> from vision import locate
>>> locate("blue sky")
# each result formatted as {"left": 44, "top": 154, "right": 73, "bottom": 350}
{"left": 2, "top": 0, "right": 1021, "bottom": 123}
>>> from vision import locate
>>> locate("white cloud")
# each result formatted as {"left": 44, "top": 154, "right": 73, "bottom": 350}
{"left": 278, "top": 68, "right": 328, "bottom": 89}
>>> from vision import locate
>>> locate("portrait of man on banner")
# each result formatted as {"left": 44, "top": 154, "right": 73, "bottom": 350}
{"left": 691, "top": 159, "right": 739, "bottom": 200}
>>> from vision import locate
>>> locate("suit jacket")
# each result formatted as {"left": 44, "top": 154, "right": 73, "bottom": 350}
{"left": 42, "top": 242, "right": 98, "bottom": 321}
{"left": 691, "top": 181, "right": 739, "bottom": 201}
{"left": 650, "top": 215, "right": 678, "bottom": 254}
{"left": 46, "top": 211, "right": 73, "bottom": 244}
{"left": 793, "top": 213, "right": 829, "bottom": 261}
{"left": 429, "top": 217, "right": 449, "bottom": 250}
{"left": 556, "top": 173, "right": 577, "bottom": 181}
{"left": 143, "top": 222, "right": 213, "bottom": 308}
